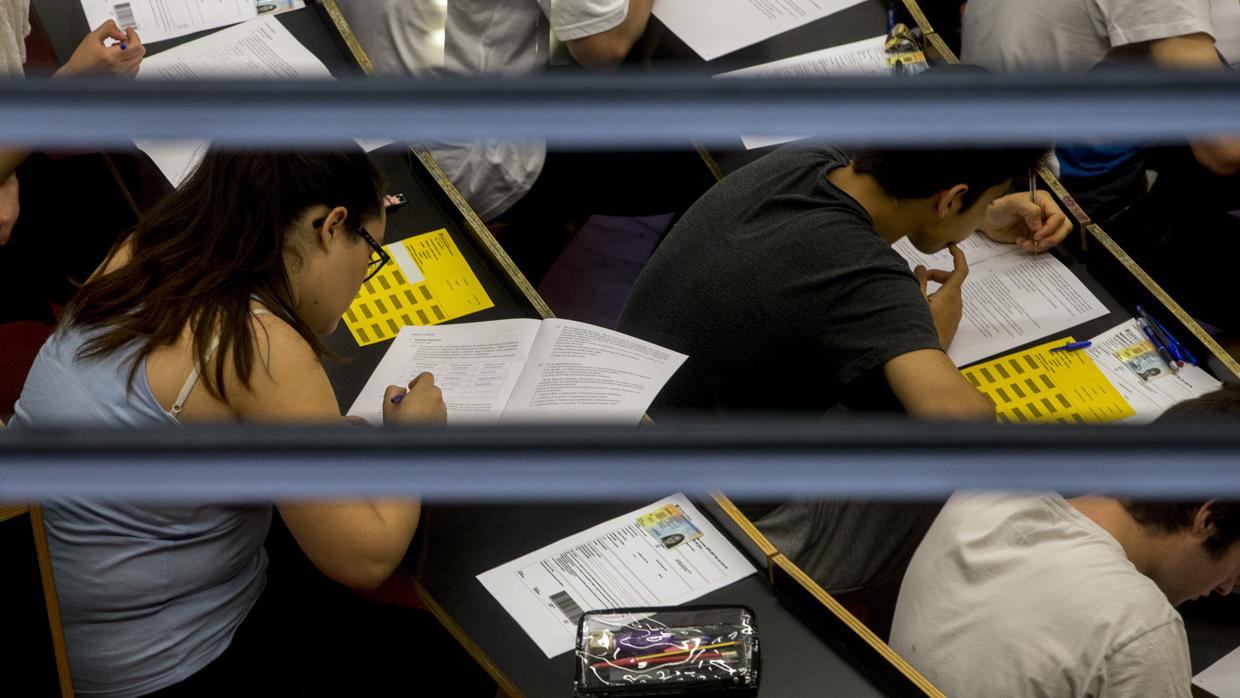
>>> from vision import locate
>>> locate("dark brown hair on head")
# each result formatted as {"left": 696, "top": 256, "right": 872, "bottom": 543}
{"left": 66, "top": 148, "right": 384, "bottom": 402}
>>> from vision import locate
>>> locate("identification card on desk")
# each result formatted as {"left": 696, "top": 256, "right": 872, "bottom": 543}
{"left": 477, "top": 494, "right": 758, "bottom": 658}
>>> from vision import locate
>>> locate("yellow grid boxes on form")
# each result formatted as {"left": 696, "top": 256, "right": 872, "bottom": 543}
{"left": 961, "top": 337, "right": 1136, "bottom": 425}
{"left": 343, "top": 229, "right": 494, "bottom": 347}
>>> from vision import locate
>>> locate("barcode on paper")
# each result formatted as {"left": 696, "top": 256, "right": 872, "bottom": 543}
{"left": 112, "top": 2, "right": 137, "bottom": 30}
{"left": 549, "top": 591, "right": 584, "bottom": 625}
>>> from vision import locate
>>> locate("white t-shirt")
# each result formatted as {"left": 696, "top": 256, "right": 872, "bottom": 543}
{"left": 962, "top": 0, "right": 1215, "bottom": 71}
{"left": 891, "top": 492, "right": 1192, "bottom": 698}
{"left": 437, "top": 0, "right": 628, "bottom": 220}
{"left": 0, "top": 0, "right": 31, "bottom": 77}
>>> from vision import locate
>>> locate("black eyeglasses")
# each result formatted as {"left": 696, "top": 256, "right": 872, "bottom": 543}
{"left": 312, "top": 217, "right": 391, "bottom": 282}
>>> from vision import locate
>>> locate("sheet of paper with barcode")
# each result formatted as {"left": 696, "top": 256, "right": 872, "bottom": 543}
{"left": 477, "top": 494, "right": 758, "bottom": 658}
{"left": 79, "top": 0, "right": 305, "bottom": 46}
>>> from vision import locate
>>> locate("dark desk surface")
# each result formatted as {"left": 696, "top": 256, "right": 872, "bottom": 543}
{"left": 410, "top": 502, "right": 890, "bottom": 698}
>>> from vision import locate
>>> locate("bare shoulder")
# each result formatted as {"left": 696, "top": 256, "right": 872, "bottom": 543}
{"left": 223, "top": 305, "right": 340, "bottom": 421}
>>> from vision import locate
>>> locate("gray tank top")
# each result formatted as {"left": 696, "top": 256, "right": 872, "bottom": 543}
{"left": 11, "top": 322, "right": 271, "bottom": 698}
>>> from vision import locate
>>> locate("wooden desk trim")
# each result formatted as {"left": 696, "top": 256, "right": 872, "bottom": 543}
{"left": 0, "top": 503, "right": 27, "bottom": 523}
{"left": 710, "top": 491, "right": 779, "bottom": 575}
{"left": 317, "top": 0, "right": 374, "bottom": 76}
{"left": 902, "top": 0, "right": 1240, "bottom": 382}
{"left": 409, "top": 144, "right": 555, "bottom": 320}
{"left": 1, "top": 503, "right": 74, "bottom": 696}
{"left": 320, "top": 5, "right": 554, "bottom": 321}
{"left": 771, "top": 554, "right": 945, "bottom": 698}
{"left": 1085, "top": 223, "right": 1240, "bottom": 380}
{"left": 28, "top": 505, "right": 74, "bottom": 697}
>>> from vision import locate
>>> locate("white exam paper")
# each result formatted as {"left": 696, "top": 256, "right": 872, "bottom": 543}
{"left": 349, "top": 319, "right": 542, "bottom": 426}
{"left": 1087, "top": 319, "right": 1221, "bottom": 423}
{"left": 477, "top": 494, "right": 758, "bottom": 658}
{"left": 653, "top": 0, "right": 867, "bottom": 61}
{"left": 347, "top": 319, "right": 688, "bottom": 426}
{"left": 1196, "top": 642, "right": 1240, "bottom": 697}
{"left": 892, "top": 234, "right": 1109, "bottom": 367}
{"left": 132, "top": 17, "right": 381, "bottom": 188}
{"left": 717, "top": 35, "right": 891, "bottom": 150}
{"left": 80, "top": 0, "right": 305, "bottom": 45}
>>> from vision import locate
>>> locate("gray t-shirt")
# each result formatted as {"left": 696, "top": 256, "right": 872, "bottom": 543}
{"left": 891, "top": 492, "right": 1192, "bottom": 698}
{"left": 617, "top": 145, "right": 943, "bottom": 416}
{"left": 963, "top": 0, "right": 1215, "bottom": 71}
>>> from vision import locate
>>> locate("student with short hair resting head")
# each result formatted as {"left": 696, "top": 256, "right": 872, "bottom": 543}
{"left": 10, "top": 149, "right": 445, "bottom": 696}
{"left": 890, "top": 386, "right": 1240, "bottom": 698}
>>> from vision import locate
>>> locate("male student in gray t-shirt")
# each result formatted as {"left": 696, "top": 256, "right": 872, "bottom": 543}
{"left": 617, "top": 143, "right": 1073, "bottom": 629}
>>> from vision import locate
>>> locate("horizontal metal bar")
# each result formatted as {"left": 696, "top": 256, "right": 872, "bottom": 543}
{"left": 2, "top": 69, "right": 1240, "bottom": 148}
{"left": 3, "top": 421, "right": 1239, "bottom": 500}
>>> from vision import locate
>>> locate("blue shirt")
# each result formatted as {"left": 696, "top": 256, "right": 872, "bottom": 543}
{"left": 11, "top": 323, "right": 270, "bottom": 698}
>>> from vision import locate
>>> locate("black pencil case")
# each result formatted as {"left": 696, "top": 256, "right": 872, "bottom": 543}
{"left": 573, "top": 605, "right": 760, "bottom": 697}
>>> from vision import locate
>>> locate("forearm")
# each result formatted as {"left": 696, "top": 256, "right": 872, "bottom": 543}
{"left": 278, "top": 499, "right": 422, "bottom": 590}
{"left": 565, "top": 0, "right": 655, "bottom": 67}
{"left": 1149, "top": 34, "right": 1240, "bottom": 174}
{"left": 0, "top": 149, "right": 29, "bottom": 183}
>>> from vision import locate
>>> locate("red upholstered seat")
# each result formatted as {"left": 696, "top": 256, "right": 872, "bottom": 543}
{"left": 0, "top": 320, "right": 53, "bottom": 422}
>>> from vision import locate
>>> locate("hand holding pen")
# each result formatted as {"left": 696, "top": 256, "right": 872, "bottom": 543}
{"left": 54, "top": 20, "right": 145, "bottom": 79}
{"left": 382, "top": 372, "right": 446, "bottom": 425}
{"left": 979, "top": 189, "right": 1073, "bottom": 253}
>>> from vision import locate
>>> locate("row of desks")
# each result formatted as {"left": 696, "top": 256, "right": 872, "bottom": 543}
{"left": 29, "top": 0, "right": 1240, "bottom": 695}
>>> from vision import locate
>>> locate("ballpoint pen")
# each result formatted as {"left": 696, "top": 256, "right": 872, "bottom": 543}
{"left": 1136, "top": 305, "right": 1185, "bottom": 365}
{"left": 1049, "top": 341, "right": 1091, "bottom": 353}
{"left": 1137, "top": 317, "right": 1179, "bottom": 372}
{"left": 1030, "top": 170, "right": 1039, "bottom": 256}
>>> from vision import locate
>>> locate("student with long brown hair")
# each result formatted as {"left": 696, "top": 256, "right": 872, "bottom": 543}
{"left": 11, "top": 148, "right": 447, "bottom": 696}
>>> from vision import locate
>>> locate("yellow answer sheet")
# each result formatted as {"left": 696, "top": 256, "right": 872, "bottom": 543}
{"left": 961, "top": 337, "right": 1135, "bottom": 425}
{"left": 343, "top": 229, "right": 494, "bottom": 347}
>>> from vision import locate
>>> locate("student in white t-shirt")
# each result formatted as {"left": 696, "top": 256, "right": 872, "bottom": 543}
{"left": 340, "top": 0, "right": 715, "bottom": 281}
{"left": 891, "top": 387, "right": 1240, "bottom": 697}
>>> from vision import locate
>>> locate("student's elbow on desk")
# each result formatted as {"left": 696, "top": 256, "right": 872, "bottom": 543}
{"left": 883, "top": 348, "right": 996, "bottom": 421}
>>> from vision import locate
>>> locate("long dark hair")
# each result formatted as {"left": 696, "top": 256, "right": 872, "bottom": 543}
{"left": 67, "top": 149, "right": 384, "bottom": 402}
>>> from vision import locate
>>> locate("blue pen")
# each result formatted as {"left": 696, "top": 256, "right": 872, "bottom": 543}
{"left": 119, "top": 43, "right": 127, "bottom": 50}
{"left": 1049, "top": 341, "right": 1091, "bottom": 353}
{"left": 1147, "top": 312, "right": 1196, "bottom": 366}
{"left": 390, "top": 392, "right": 405, "bottom": 405}
{"left": 1135, "top": 308, "right": 1185, "bottom": 369}
{"left": 1137, "top": 317, "right": 1178, "bottom": 372}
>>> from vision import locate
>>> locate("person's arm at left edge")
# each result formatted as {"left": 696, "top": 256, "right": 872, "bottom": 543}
{"left": 564, "top": 0, "right": 653, "bottom": 67}
{"left": 0, "top": 21, "right": 144, "bottom": 245}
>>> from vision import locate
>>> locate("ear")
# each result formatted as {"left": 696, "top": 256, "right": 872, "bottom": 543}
{"left": 934, "top": 184, "right": 970, "bottom": 219}
{"left": 316, "top": 206, "right": 349, "bottom": 250}
{"left": 1194, "top": 500, "right": 1218, "bottom": 540}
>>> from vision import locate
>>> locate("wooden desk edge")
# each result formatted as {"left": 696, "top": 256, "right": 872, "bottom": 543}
{"left": 319, "top": 2, "right": 554, "bottom": 322}
{"left": 771, "top": 554, "right": 946, "bottom": 698}
{"left": 406, "top": 570, "right": 526, "bottom": 698}
{"left": 902, "top": 0, "right": 1240, "bottom": 383}
{"left": 407, "top": 145, "right": 555, "bottom": 320}
{"left": 709, "top": 491, "right": 779, "bottom": 578}
{"left": 0, "top": 502, "right": 28, "bottom": 523}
